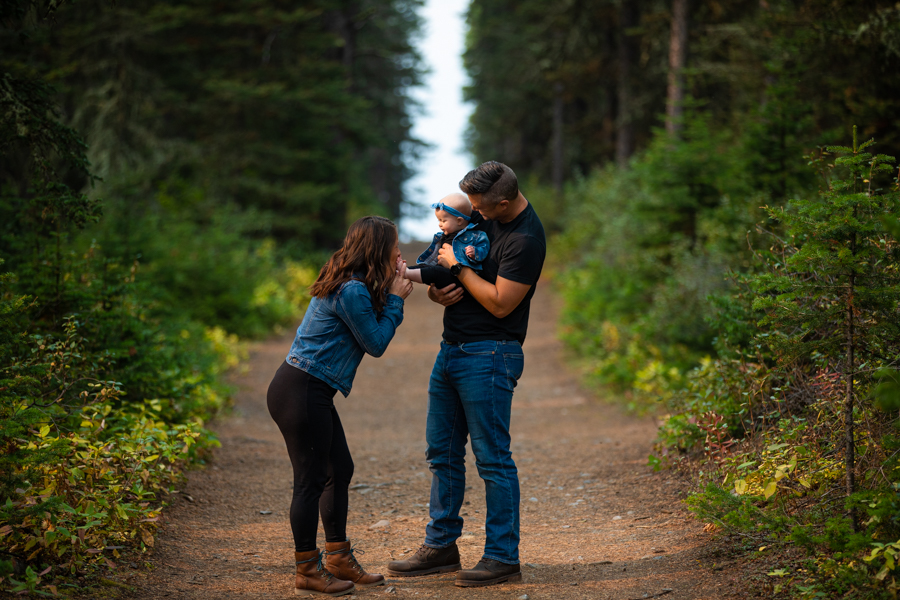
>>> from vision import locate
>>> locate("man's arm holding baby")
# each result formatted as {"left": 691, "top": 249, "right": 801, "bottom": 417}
{"left": 436, "top": 243, "right": 531, "bottom": 318}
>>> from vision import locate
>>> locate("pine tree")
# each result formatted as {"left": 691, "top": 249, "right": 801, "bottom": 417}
{"left": 751, "top": 127, "right": 900, "bottom": 528}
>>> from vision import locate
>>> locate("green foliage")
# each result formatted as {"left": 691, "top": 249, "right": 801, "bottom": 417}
{"left": 873, "top": 369, "right": 900, "bottom": 412}
{"left": 751, "top": 131, "right": 900, "bottom": 375}
{"left": 555, "top": 112, "right": 766, "bottom": 411}
{"left": 475, "top": 1, "right": 900, "bottom": 596}
{"left": 660, "top": 133, "right": 900, "bottom": 598}
{"left": 464, "top": 0, "right": 900, "bottom": 182}
{"left": 0, "top": 0, "right": 343, "bottom": 594}
{"left": 1, "top": 0, "right": 424, "bottom": 253}
{"left": 0, "top": 270, "right": 222, "bottom": 594}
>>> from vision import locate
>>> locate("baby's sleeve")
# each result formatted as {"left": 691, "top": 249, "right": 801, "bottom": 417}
{"left": 470, "top": 231, "right": 490, "bottom": 263}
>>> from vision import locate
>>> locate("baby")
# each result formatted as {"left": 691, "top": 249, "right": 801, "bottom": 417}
{"left": 404, "top": 193, "right": 489, "bottom": 285}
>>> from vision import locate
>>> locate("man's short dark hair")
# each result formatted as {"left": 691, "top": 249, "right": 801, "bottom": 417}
{"left": 459, "top": 161, "right": 518, "bottom": 206}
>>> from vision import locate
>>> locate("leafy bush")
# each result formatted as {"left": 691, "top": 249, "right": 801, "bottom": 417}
{"left": 555, "top": 112, "right": 768, "bottom": 410}
{"left": 0, "top": 279, "right": 215, "bottom": 592}
{"left": 662, "top": 131, "right": 900, "bottom": 597}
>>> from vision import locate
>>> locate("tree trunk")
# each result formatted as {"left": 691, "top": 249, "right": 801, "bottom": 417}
{"left": 616, "top": 0, "right": 639, "bottom": 167}
{"left": 846, "top": 228, "right": 858, "bottom": 530}
{"left": 845, "top": 127, "right": 860, "bottom": 530}
{"left": 333, "top": 5, "right": 357, "bottom": 88}
{"left": 665, "top": 0, "right": 688, "bottom": 136}
{"left": 846, "top": 285, "right": 857, "bottom": 530}
{"left": 552, "top": 82, "right": 564, "bottom": 196}
{"left": 319, "top": 2, "right": 359, "bottom": 246}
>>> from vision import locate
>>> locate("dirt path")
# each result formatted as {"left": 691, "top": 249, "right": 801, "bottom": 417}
{"left": 126, "top": 276, "right": 740, "bottom": 600}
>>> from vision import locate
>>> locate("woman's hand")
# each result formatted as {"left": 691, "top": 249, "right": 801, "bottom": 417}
{"left": 390, "top": 261, "right": 413, "bottom": 299}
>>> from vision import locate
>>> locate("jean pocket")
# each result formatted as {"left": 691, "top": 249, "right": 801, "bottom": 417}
{"left": 458, "top": 341, "right": 498, "bottom": 355}
{"left": 502, "top": 352, "right": 524, "bottom": 381}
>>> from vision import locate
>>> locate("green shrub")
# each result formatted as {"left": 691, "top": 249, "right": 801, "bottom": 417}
{"left": 0, "top": 295, "right": 209, "bottom": 594}
{"left": 0, "top": 242, "right": 310, "bottom": 594}
{"left": 555, "top": 112, "right": 768, "bottom": 410}
{"left": 669, "top": 131, "right": 900, "bottom": 598}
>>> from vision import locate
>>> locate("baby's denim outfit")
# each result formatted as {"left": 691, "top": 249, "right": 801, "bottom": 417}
{"left": 417, "top": 222, "right": 490, "bottom": 271}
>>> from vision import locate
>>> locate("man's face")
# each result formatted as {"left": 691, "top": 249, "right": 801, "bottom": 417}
{"left": 467, "top": 193, "right": 506, "bottom": 221}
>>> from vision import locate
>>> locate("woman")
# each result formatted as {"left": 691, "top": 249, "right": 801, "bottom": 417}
{"left": 267, "top": 216, "right": 413, "bottom": 597}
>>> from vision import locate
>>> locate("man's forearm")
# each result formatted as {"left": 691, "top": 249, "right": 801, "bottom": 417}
{"left": 437, "top": 243, "right": 530, "bottom": 315}
{"left": 457, "top": 268, "right": 529, "bottom": 319}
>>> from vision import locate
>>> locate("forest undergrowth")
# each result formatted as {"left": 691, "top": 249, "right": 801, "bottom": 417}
{"left": 554, "top": 124, "right": 900, "bottom": 599}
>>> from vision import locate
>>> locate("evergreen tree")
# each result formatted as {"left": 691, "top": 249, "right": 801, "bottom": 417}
{"left": 751, "top": 127, "right": 900, "bottom": 526}
{"left": 1, "top": 0, "right": 424, "bottom": 255}
{"left": 463, "top": 0, "right": 900, "bottom": 189}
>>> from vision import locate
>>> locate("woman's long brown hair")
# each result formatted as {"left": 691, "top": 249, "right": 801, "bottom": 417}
{"left": 310, "top": 216, "right": 398, "bottom": 312}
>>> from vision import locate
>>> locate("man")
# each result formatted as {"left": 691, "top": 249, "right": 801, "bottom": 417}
{"left": 387, "top": 161, "right": 546, "bottom": 587}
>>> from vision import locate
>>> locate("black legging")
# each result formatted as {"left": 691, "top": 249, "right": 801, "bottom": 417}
{"left": 267, "top": 361, "right": 354, "bottom": 551}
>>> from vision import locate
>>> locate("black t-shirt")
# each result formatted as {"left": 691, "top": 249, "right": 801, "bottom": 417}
{"left": 442, "top": 203, "right": 546, "bottom": 345}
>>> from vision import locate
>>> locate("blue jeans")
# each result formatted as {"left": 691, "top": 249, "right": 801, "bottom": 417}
{"left": 424, "top": 340, "right": 524, "bottom": 564}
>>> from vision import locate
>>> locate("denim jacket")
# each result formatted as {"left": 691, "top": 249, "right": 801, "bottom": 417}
{"left": 416, "top": 223, "right": 490, "bottom": 271}
{"left": 285, "top": 279, "right": 404, "bottom": 397}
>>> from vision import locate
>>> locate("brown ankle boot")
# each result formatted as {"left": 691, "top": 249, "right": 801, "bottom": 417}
{"left": 324, "top": 541, "right": 386, "bottom": 588}
{"left": 294, "top": 549, "right": 355, "bottom": 597}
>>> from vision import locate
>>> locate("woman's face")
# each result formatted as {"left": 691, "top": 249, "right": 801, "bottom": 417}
{"left": 389, "top": 234, "right": 401, "bottom": 269}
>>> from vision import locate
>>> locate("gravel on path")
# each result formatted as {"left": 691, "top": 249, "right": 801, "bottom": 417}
{"left": 125, "top": 272, "right": 741, "bottom": 599}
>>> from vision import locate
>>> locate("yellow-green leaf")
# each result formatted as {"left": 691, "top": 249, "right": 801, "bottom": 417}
{"left": 734, "top": 479, "right": 748, "bottom": 495}
{"left": 763, "top": 480, "right": 777, "bottom": 500}
{"left": 39, "top": 425, "right": 50, "bottom": 438}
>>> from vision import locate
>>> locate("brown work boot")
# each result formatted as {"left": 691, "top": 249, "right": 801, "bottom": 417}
{"left": 386, "top": 543, "right": 461, "bottom": 577}
{"left": 294, "top": 549, "right": 355, "bottom": 597}
{"left": 455, "top": 558, "right": 521, "bottom": 587}
{"left": 324, "top": 541, "right": 385, "bottom": 588}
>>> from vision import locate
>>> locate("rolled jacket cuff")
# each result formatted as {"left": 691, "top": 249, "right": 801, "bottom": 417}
{"left": 385, "top": 293, "right": 405, "bottom": 308}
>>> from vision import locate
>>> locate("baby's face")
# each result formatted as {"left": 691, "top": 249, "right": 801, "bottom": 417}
{"left": 435, "top": 209, "right": 466, "bottom": 235}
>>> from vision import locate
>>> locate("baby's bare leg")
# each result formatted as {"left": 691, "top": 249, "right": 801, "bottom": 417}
{"left": 404, "top": 268, "right": 424, "bottom": 284}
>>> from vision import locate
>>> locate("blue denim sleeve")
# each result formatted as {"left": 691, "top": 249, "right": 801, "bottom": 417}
{"left": 335, "top": 281, "right": 404, "bottom": 357}
{"left": 471, "top": 231, "right": 490, "bottom": 263}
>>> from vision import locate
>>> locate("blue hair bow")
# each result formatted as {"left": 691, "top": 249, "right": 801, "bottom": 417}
{"left": 431, "top": 202, "right": 471, "bottom": 222}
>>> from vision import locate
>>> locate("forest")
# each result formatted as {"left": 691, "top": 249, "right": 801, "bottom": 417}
{"left": 2, "top": 0, "right": 900, "bottom": 597}
{"left": 1, "top": 0, "right": 423, "bottom": 594}
{"left": 464, "top": 0, "right": 900, "bottom": 597}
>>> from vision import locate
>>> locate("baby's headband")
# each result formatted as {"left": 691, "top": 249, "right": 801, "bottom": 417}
{"left": 431, "top": 202, "right": 471, "bottom": 222}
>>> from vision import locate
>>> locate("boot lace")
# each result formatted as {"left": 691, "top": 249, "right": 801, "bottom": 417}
{"left": 325, "top": 545, "right": 366, "bottom": 574}
{"left": 296, "top": 552, "right": 334, "bottom": 581}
